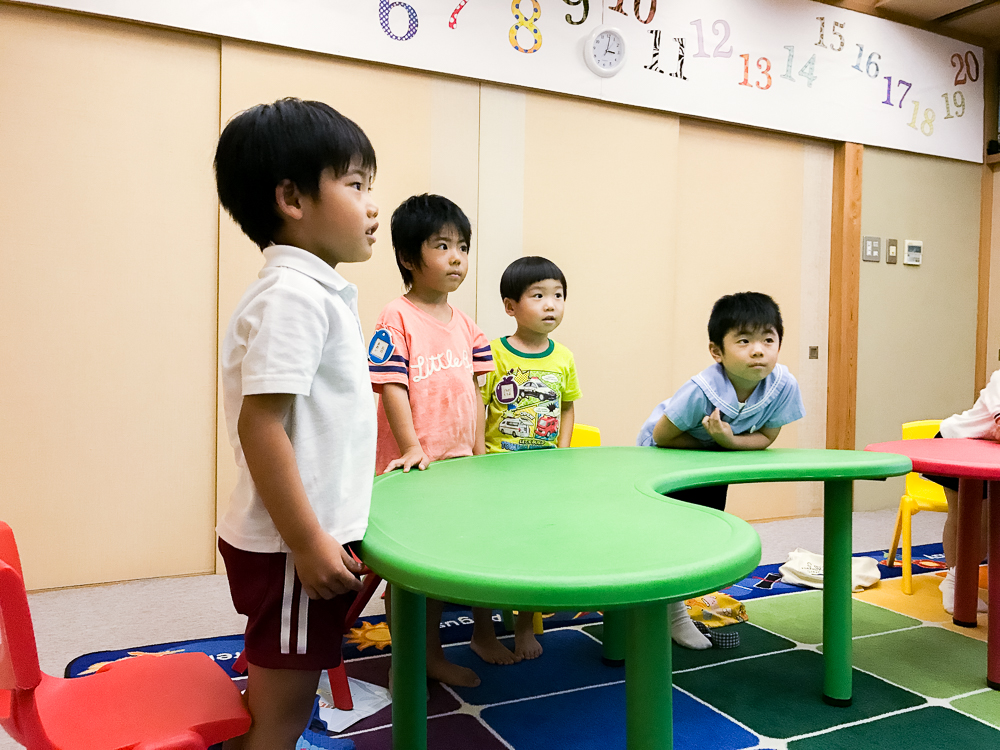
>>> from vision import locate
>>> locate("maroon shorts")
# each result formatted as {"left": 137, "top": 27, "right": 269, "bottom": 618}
{"left": 219, "top": 538, "right": 360, "bottom": 671}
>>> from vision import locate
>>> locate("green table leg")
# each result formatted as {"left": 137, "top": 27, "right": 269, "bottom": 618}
{"left": 391, "top": 586, "right": 427, "bottom": 750}
{"left": 602, "top": 609, "right": 626, "bottom": 666}
{"left": 626, "top": 602, "right": 672, "bottom": 750}
{"left": 823, "top": 479, "right": 853, "bottom": 707}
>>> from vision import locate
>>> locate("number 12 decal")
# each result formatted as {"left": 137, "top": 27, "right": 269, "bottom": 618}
{"left": 689, "top": 19, "right": 732, "bottom": 59}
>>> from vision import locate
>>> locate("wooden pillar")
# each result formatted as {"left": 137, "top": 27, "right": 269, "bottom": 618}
{"left": 827, "top": 143, "right": 863, "bottom": 451}
{"left": 976, "top": 162, "right": 994, "bottom": 395}
{"left": 975, "top": 50, "right": 998, "bottom": 395}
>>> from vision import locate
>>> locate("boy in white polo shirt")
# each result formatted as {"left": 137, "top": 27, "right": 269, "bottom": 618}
{"left": 214, "top": 98, "right": 379, "bottom": 750}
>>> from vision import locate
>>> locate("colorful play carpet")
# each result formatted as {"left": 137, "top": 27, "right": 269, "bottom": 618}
{"left": 66, "top": 543, "right": 1000, "bottom": 749}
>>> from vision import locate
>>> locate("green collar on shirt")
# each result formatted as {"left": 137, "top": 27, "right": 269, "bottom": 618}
{"left": 501, "top": 336, "right": 555, "bottom": 359}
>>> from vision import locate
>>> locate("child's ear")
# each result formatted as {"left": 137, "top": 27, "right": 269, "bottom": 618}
{"left": 708, "top": 341, "right": 724, "bottom": 363}
{"left": 503, "top": 297, "right": 517, "bottom": 317}
{"left": 274, "top": 179, "right": 305, "bottom": 221}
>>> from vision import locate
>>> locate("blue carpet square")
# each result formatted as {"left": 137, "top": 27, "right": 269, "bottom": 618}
{"left": 446, "top": 629, "right": 621, "bottom": 705}
{"left": 482, "top": 682, "right": 757, "bottom": 750}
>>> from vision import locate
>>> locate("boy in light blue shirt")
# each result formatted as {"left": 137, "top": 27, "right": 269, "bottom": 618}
{"left": 637, "top": 291, "right": 804, "bottom": 648}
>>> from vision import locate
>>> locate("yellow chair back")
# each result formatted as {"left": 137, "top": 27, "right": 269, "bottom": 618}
{"left": 570, "top": 424, "right": 601, "bottom": 447}
{"left": 902, "top": 420, "right": 948, "bottom": 511}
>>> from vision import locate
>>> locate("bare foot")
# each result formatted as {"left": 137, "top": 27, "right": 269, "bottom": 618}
{"left": 426, "top": 653, "right": 481, "bottom": 687}
{"left": 513, "top": 630, "right": 543, "bottom": 660}
{"left": 470, "top": 633, "right": 519, "bottom": 665}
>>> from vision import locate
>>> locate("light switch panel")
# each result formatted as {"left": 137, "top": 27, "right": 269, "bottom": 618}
{"left": 886, "top": 239, "right": 898, "bottom": 264}
{"left": 862, "top": 236, "right": 881, "bottom": 262}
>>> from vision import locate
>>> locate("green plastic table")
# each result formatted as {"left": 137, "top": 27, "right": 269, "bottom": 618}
{"left": 362, "top": 446, "right": 911, "bottom": 750}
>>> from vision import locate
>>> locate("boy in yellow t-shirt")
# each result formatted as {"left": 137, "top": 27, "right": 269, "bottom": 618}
{"left": 481, "top": 256, "right": 581, "bottom": 658}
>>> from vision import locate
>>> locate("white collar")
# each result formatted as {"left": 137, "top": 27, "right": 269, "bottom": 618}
{"left": 262, "top": 245, "right": 351, "bottom": 293}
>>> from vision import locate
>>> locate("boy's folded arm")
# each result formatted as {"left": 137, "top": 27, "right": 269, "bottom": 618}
{"left": 237, "top": 393, "right": 363, "bottom": 598}
{"left": 722, "top": 425, "right": 781, "bottom": 451}
{"left": 380, "top": 382, "right": 430, "bottom": 472}
{"left": 652, "top": 414, "right": 704, "bottom": 449}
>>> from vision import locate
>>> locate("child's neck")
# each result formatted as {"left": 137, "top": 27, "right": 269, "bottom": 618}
{"left": 508, "top": 327, "right": 551, "bottom": 354}
{"left": 725, "top": 372, "right": 760, "bottom": 403}
{"left": 405, "top": 286, "right": 452, "bottom": 324}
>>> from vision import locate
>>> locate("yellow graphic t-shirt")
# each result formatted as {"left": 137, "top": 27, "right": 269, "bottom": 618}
{"left": 481, "top": 337, "right": 581, "bottom": 453}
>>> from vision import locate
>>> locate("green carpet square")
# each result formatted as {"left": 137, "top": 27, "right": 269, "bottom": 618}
{"left": 951, "top": 690, "right": 1000, "bottom": 727}
{"left": 582, "top": 621, "right": 795, "bottom": 671}
{"left": 673, "top": 649, "right": 924, "bottom": 738}
{"left": 788, "top": 705, "right": 1000, "bottom": 749}
{"left": 746, "top": 590, "right": 920, "bottom": 644}
{"left": 851, "top": 627, "right": 988, "bottom": 698}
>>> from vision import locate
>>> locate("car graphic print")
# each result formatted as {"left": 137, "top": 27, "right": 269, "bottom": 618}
{"left": 499, "top": 415, "right": 534, "bottom": 438}
{"left": 519, "top": 377, "right": 557, "bottom": 403}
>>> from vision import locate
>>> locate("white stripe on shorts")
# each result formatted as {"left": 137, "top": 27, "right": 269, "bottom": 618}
{"left": 280, "top": 555, "right": 295, "bottom": 655}
{"left": 297, "top": 586, "right": 309, "bottom": 654}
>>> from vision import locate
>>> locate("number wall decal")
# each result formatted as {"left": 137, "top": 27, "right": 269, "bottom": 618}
{"left": 634, "top": 0, "right": 656, "bottom": 25}
{"left": 509, "top": 0, "right": 542, "bottom": 54}
{"left": 645, "top": 29, "right": 664, "bottom": 74}
{"left": 942, "top": 91, "right": 967, "bottom": 119}
{"left": 882, "top": 77, "right": 911, "bottom": 107}
{"left": 562, "top": 0, "right": 588, "bottom": 26}
{"left": 781, "top": 46, "right": 817, "bottom": 87}
{"left": 907, "top": 101, "right": 935, "bottom": 136}
{"left": 712, "top": 20, "right": 733, "bottom": 58}
{"left": 449, "top": 0, "right": 468, "bottom": 30}
{"left": 690, "top": 19, "right": 732, "bottom": 59}
{"left": 830, "top": 21, "right": 845, "bottom": 52}
{"left": 739, "top": 54, "right": 771, "bottom": 90}
{"left": 379, "top": 0, "right": 418, "bottom": 41}
{"left": 670, "top": 37, "right": 687, "bottom": 80}
{"left": 852, "top": 45, "right": 880, "bottom": 78}
{"left": 953, "top": 51, "right": 980, "bottom": 85}
{"left": 691, "top": 18, "right": 709, "bottom": 58}
{"left": 608, "top": 0, "right": 656, "bottom": 25}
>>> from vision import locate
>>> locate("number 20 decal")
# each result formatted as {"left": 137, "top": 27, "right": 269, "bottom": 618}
{"left": 510, "top": 0, "right": 543, "bottom": 54}
{"left": 952, "top": 51, "right": 980, "bottom": 85}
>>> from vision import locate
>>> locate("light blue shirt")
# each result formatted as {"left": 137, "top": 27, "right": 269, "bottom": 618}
{"left": 637, "top": 363, "right": 805, "bottom": 447}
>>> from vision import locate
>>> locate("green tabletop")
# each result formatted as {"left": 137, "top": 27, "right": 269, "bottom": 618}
{"left": 364, "top": 446, "right": 911, "bottom": 610}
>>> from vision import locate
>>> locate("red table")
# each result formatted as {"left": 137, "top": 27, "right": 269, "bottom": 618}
{"left": 866, "top": 438, "right": 1000, "bottom": 689}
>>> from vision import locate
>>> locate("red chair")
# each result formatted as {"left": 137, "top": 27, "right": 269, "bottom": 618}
{"left": 0, "top": 522, "right": 251, "bottom": 750}
{"left": 230, "top": 568, "right": 383, "bottom": 711}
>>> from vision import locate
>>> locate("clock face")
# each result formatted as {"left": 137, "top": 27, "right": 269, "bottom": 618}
{"left": 584, "top": 26, "right": 626, "bottom": 77}
{"left": 592, "top": 31, "right": 624, "bottom": 69}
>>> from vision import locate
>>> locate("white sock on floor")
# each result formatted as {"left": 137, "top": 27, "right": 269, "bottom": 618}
{"left": 939, "top": 568, "right": 988, "bottom": 615}
{"left": 669, "top": 601, "right": 711, "bottom": 650}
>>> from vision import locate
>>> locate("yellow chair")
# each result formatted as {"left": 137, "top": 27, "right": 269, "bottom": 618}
{"left": 887, "top": 419, "right": 948, "bottom": 594}
{"left": 503, "top": 423, "right": 601, "bottom": 634}
{"left": 569, "top": 423, "right": 602, "bottom": 447}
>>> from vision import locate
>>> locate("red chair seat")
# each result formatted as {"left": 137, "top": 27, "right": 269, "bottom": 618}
{"left": 15, "top": 654, "right": 249, "bottom": 749}
{"left": 1, "top": 521, "right": 251, "bottom": 750}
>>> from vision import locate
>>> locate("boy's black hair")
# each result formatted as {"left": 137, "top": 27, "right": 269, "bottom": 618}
{"left": 390, "top": 194, "right": 472, "bottom": 288}
{"left": 214, "top": 98, "right": 376, "bottom": 250}
{"left": 708, "top": 292, "right": 784, "bottom": 349}
{"left": 499, "top": 256, "right": 568, "bottom": 301}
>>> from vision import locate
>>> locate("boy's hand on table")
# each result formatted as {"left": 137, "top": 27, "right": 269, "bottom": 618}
{"left": 293, "top": 533, "right": 364, "bottom": 599}
{"left": 384, "top": 447, "right": 430, "bottom": 473}
{"left": 703, "top": 408, "right": 736, "bottom": 449}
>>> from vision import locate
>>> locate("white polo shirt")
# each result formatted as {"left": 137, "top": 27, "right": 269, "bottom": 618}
{"left": 217, "top": 245, "right": 376, "bottom": 553}
{"left": 940, "top": 368, "right": 1000, "bottom": 440}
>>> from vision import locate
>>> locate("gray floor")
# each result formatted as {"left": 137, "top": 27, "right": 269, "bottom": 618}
{"left": 2, "top": 509, "right": 944, "bottom": 749}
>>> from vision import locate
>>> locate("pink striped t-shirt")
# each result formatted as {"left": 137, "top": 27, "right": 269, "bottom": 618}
{"left": 368, "top": 296, "right": 493, "bottom": 474}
